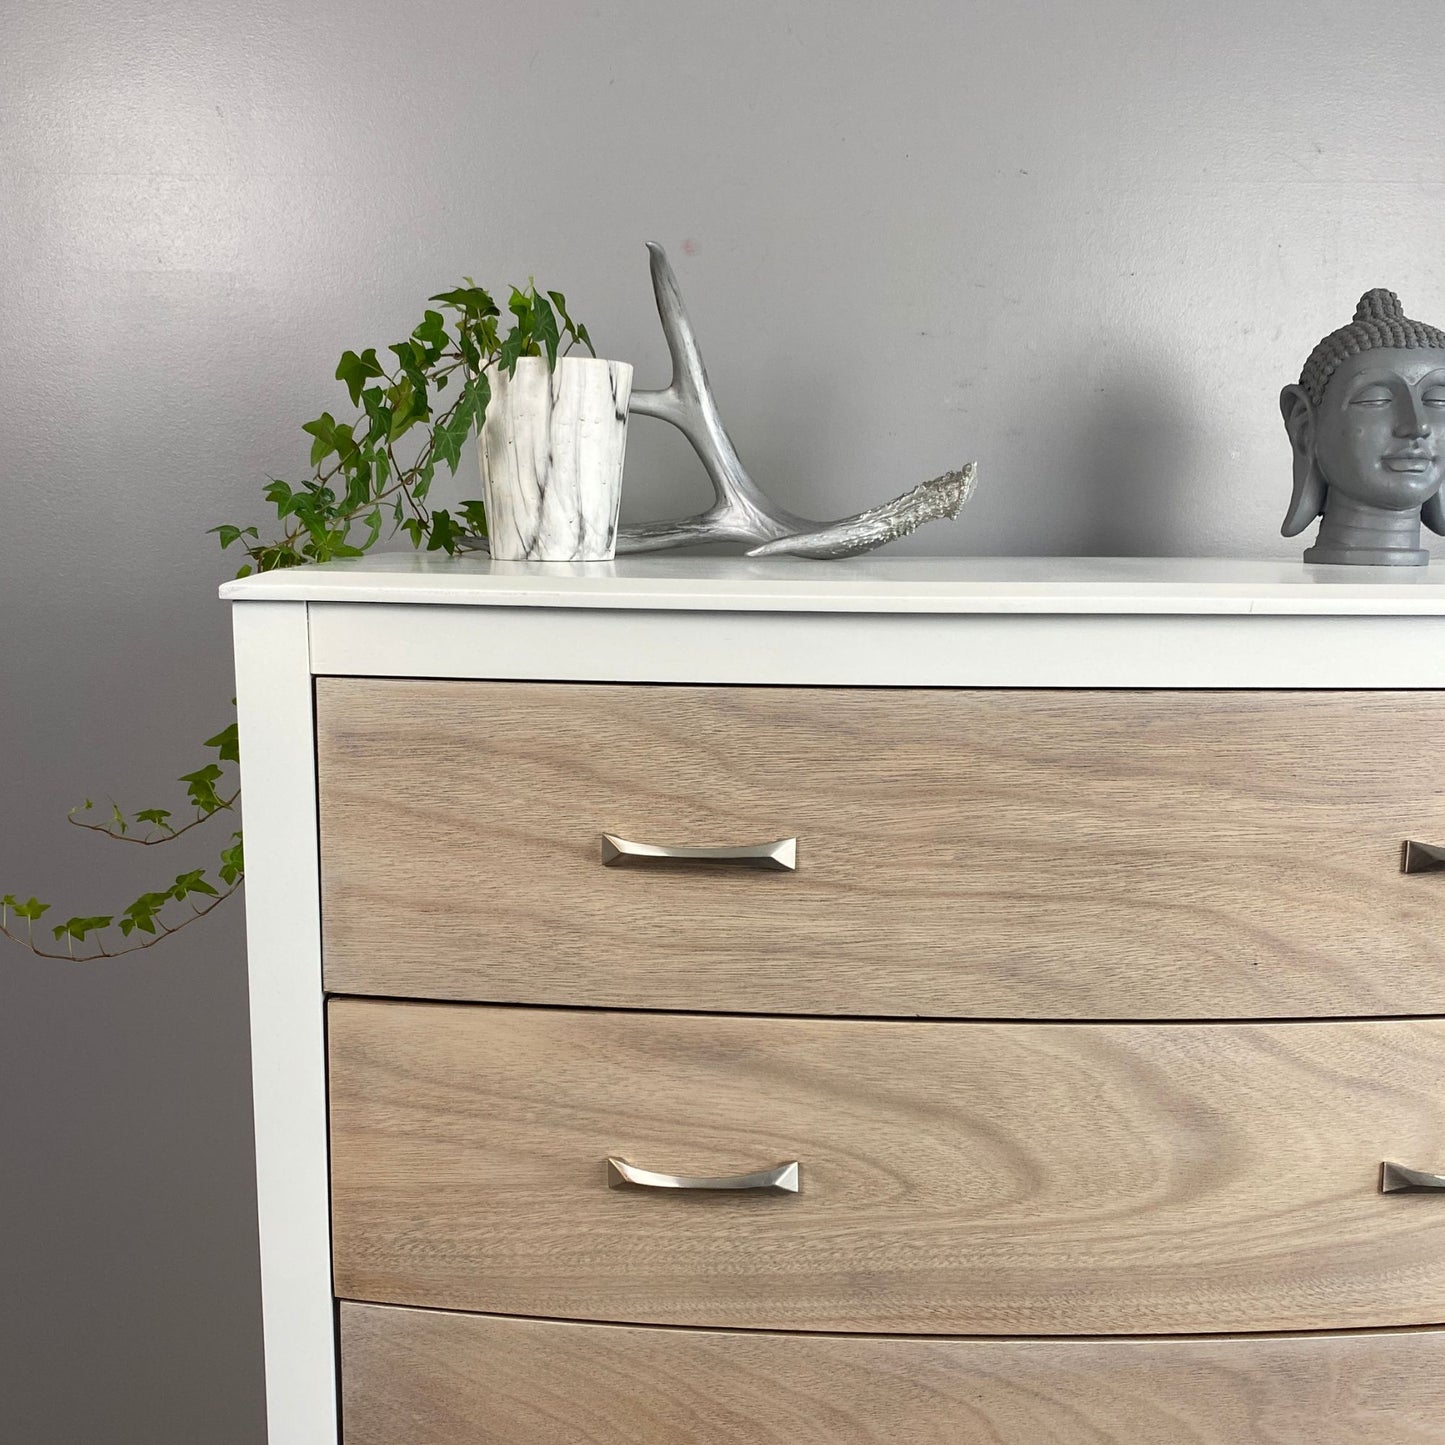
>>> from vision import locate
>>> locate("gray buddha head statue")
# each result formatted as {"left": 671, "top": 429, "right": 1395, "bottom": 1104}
{"left": 1280, "top": 288, "right": 1445, "bottom": 565}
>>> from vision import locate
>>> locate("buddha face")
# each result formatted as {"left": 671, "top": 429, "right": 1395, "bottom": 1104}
{"left": 1311, "top": 348, "right": 1445, "bottom": 510}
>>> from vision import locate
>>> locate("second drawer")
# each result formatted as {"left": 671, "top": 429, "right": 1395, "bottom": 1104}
{"left": 328, "top": 1001, "right": 1445, "bottom": 1334}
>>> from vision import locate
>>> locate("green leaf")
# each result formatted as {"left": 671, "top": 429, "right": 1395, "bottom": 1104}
{"left": 426, "top": 508, "right": 460, "bottom": 554}
{"left": 459, "top": 499, "right": 488, "bottom": 536}
{"left": 134, "top": 808, "right": 174, "bottom": 830}
{"left": 172, "top": 869, "right": 219, "bottom": 900}
{"left": 431, "top": 406, "right": 470, "bottom": 474}
{"left": 203, "top": 722, "right": 240, "bottom": 765}
{"left": 264, "top": 480, "right": 296, "bottom": 516}
{"left": 497, "top": 327, "right": 526, "bottom": 375}
{"left": 218, "top": 832, "right": 245, "bottom": 887}
{"left": 531, "top": 291, "right": 561, "bottom": 369}
{"left": 119, "top": 889, "right": 171, "bottom": 936}
{"left": 110, "top": 803, "right": 128, "bottom": 835}
{"left": 179, "top": 763, "right": 226, "bottom": 814}
{"left": 14, "top": 897, "right": 51, "bottom": 922}
{"left": 412, "top": 309, "right": 447, "bottom": 354}
{"left": 431, "top": 285, "right": 498, "bottom": 321}
{"left": 52, "top": 914, "right": 113, "bottom": 943}
{"left": 400, "top": 517, "right": 426, "bottom": 549}
{"left": 209, "top": 524, "right": 259, "bottom": 550}
{"left": 388, "top": 379, "right": 423, "bottom": 439}
{"left": 335, "top": 348, "right": 385, "bottom": 406}
{"left": 302, "top": 412, "right": 338, "bottom": 466}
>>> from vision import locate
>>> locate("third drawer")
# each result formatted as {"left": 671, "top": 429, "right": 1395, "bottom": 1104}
{"left": 328, "top": 1000, "right": 1445, "bottom": 1335}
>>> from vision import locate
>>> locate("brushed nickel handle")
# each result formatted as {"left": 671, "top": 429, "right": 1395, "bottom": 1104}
{"left": 606, "top": 1157, "right": 801, "bottom": 1194}
{"left": 600, "top": 834, "right": 797, "bottom": 871}
{"left": 1381, "top": 1161, "right": 1445, "bottom": 1193}
{"left": 1402, "top": 841, "right": 1445, "bottom": 874}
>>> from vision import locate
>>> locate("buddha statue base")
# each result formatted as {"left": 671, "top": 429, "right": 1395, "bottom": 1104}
{"left": 1304, "top": 542, "right": 1431, "bottom": 567}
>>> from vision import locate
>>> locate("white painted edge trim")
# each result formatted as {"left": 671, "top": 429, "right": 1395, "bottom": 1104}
{"left": 306, "top": 603, "right": 1445, "bottom": 689}
{"left": 233, "top": 601, "right": 337, "bottom": 1444}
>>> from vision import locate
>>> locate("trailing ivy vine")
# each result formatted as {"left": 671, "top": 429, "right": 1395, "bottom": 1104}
{"left": 1, "top": 280, "right": 593, "bottom": 961}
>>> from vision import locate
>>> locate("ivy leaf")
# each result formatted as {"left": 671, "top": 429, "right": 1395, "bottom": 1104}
{"left": 531, "top": 291, "right": 561, "bottom": 369}
{"left": 120, "top": 890, "right": 171, "bottom": 936}
{"left": 431, "top": 406, "right": 471, "bottom": 474}
{"left": 218, "top": 833, "right": 245, "bottom": 887}
{"left": 53, "top": 914, "right": 113, "bottom": 943}
{"left": 179, "top": 763, "right": 226, "bottom": 814}
{"left": 172, "top": 869, "right": 219, "bottom": 901}
{"left": 411, "top": 309, "right": 447, "bottom": 356}
{"left": 209, "top": 524, "right": 259, "bottom": 550}
{"left": 302, "top": 412, "right": 338, "bottom": 466}
{"left": 388, "top": 379, "right": 425, "bottom": 439}
{"left": 14, "top": 898, "right": 51, "bottom": 922}
{"left": 431, "top": 285, "right": 498, "bottom": 321}
{"left": 497, "top": 326, "right": 526, "bottom": 376}
{"left": 458, "top": 499, "right": 488, "bottom": 536}
{"left": 335, "top": 348, "right": 385, "bottom": 407}
{"left": 204, "top": 722, "right": 240, "bottom": 765}
{"left": 426, "top": 509, "right": 460, "bottom": 554}
{"left": 134, "top": 808, "right": 174, "bottom": 831}
{"left": 507, "top": 284, "right": 534, "bottom": 330}
{"left": 264, "top": 480, "right": 296, "bottom": 517}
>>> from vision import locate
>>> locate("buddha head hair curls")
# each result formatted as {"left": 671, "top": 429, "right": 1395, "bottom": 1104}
{"left": 1299, "top": 289, "right": 1445, "bottom": 407}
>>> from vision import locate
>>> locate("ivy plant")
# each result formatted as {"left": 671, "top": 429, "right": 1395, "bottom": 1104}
{"left": 1, "top": 280, "right": 593, "bottom": 961}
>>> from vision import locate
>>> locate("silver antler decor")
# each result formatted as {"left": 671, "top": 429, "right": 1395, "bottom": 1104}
{"left": 619, "top": 243, "right": 977, "bottom": 558}
{"left": 457, "top": 243, "right": 978, "bottom": 560}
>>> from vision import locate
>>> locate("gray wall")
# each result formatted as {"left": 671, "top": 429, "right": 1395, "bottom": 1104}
{"left": 2, "top": 2, "right": 1440, "bottom": 1438}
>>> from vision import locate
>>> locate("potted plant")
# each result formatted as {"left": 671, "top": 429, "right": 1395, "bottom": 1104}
{"left": 1, "top": 276, "right": 606, "bottom": 961}
{"left": 474, "top": 287, "right": 631, "bottom": 561}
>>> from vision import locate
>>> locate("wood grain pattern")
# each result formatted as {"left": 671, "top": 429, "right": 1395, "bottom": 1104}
{"left": 339, "top": 1303, "right": 1445, "bottom": 1445}
{"left": 316, "top": 681, "right": 1445, "bottom": 1018}
{"left": 328, "top": 1002, "right": 1445, "bottom": 1335}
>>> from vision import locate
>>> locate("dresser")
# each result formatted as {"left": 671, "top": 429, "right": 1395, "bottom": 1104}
{"left": 223, "top": 555, "right": 1445, "bottom": 1444}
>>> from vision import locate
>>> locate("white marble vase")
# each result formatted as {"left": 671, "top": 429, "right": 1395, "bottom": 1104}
{"left": 478, "top": 355, "right": 632, "bottom": 561}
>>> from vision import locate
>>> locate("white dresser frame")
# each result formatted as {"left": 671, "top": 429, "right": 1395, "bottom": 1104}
{"left": 225, "top": 555, "right": 1445, "bottom": 1443}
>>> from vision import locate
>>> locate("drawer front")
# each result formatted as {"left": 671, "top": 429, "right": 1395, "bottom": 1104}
{"left": 328, "top": 1002, "right": 1445, "bottom": 1334}
{"left": 317, "top": 681, "right": 1445, "bottom": 1018}
{"left": 340, "top": 1302, "right": 1445, "bottom": 1445}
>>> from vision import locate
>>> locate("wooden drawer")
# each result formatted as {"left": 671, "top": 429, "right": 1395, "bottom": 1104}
{"left": 317, "top": 681, "right": 1445, "bottom": 1018}
{"left": 328, "top": 1001, "right": 1445, "bottom": 1335}
{"left": 339, "top": 1302, "right": 1445, "bottom": 1445}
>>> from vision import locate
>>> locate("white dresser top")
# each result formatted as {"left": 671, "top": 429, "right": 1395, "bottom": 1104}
{"left": 221, "top": 553, "right": 1445, "bottom": 616}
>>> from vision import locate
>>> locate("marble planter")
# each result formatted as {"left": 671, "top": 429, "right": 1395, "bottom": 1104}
{"left": 478, "top": 356, "right": 632, "bottom": 561}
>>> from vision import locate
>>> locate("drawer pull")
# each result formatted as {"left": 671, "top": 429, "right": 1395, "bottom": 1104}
{"left": 1402, "top": 840, "right": 1445, "bottom": 874}
{"left": 600, "top": 834, "right": 797, "bottom": 871}
{"left": 607, "top": 1157, "right": 801, "bottom": 1194}
{"left": 1381, "top": 1161, "right": 1445, "bottom": 1193}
